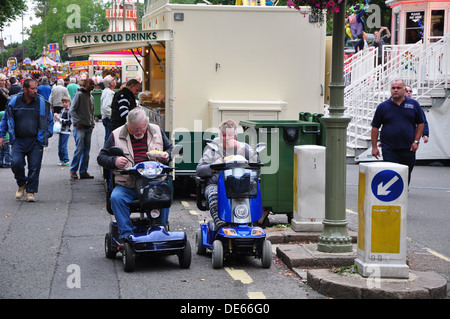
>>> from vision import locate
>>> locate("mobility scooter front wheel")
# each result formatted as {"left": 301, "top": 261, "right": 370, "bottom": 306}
{"left": 195, "top": 230, "right": 206, "bottom": 255}
{"left": 122, "top": 242, "right": 136, "bottom": 272}
{"left": 178, "top": 239, "right": 192, "bottom": 269}
{"left": 261, "top": 239, "right": 272, "bottom": 268}
{"left": 104, "top": 233, "right": 117, "bottom": 259}
{"left": 212, "top": 240, "right": 224, "bottom": 269}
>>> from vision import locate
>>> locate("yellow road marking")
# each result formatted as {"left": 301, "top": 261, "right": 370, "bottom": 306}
{"left": 189, "top": 210, "right": 198, "bottom": 215}
{"left": 181, "top": 201, "right": 190, "bottom": 207}
{"left": 224, "top": 267, "right": 253, "bottom": 284}
{"left": 425, "top": 248, "right": 450, "bottom": 262}
{"left": 247, "top": 291, "right": 266, "bottom": 299}
{"left": 346, "top": 209, "right": 357, "bottom": 215}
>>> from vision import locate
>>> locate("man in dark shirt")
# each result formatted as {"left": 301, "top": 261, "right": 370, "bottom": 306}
{"left": 8, "top": 76, "right": 22, "bottom": 96}
{"left": 110, "top": 79, "right": 141, "bottom": 132}
{"left": 0, "top": 79, "right": 54, "bottom": 202}
{"left": 371, "top": 80, "right": 424, "bottom": 184}
{"left": 69, "top": 78, "right": 95, "bottom": 179}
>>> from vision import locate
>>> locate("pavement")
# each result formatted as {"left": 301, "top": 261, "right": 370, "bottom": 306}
{"left": 265, "top": 226, "right": 448, "bottom": 299}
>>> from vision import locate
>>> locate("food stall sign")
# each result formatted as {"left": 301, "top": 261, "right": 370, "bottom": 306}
{"left": 63, "top": 30, "right": 172, "bottom": 57}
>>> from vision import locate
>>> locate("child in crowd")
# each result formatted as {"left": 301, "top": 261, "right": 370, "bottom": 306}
{"left": 55, "top": 96, "right": 72, "bottom": 166}
{"left": 0, "top": 110, "right": 10, "bottom": 168}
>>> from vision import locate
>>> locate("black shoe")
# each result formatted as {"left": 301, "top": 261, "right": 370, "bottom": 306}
{"left": 118, "top": 235, "right": 132, "bottom": 250}
{"left": 80, "top": 172, "right": 94, "bottom": 179}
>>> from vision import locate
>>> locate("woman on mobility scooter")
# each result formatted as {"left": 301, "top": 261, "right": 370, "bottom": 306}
{"left": 195, "top": 120, "right": 271, "bottom": 268}
{"left": 196, "top": 120, "right": 256, "bottom": 230}
{"left": 97, "top": 108, "right": 173, "bottom": 246}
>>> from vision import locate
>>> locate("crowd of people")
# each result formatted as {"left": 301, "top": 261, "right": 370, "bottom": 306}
{"left": 0, "top": 72, "right": 144, "bottom": 203}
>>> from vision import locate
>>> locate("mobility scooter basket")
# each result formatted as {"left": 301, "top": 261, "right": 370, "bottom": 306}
{"left": 134, "top": 174, "right": 172, "bottom": 208}
{"left": 223, "top": 169, "right": 258, "bottom": 199}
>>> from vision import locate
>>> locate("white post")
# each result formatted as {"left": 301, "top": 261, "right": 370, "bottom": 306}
{"left": 291, "top": 145, "right": 325, "bottom": 232}
{"left": 355, "top": 162, "right": 409, "bottom": 279}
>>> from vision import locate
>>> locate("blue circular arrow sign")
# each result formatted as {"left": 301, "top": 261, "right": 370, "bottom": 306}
{"left": 371, "top": 170, "right": 404, "bottom": 202}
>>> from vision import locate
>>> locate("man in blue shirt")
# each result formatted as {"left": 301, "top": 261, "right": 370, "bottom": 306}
{"left": 371, "top": 79, "right": 424, "bottom": 185}
{"left": 37, "top": 76, "right": 52, "bottom": 101}
{"left": 0, "top": 78, "right": 54, "bottom": 202}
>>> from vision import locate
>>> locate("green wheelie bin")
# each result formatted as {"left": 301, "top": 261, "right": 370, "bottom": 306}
{"left": 91, "top": 89, "right": 102, "bottom": 121}
{"left": 239, "top": 118, "right": 324, "bottom": 224}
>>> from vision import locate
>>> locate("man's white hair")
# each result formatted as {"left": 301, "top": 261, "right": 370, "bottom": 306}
{"left": 127, "top": 108, "right": 149, "bottom": 126}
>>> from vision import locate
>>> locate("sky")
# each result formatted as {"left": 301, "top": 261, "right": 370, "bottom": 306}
{"left": 2, "top": 3, "right": 39, "bottom": 46}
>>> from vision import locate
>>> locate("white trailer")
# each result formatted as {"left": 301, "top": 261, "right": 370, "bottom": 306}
{"left": 63, "top": 1, "right": 327, "bottom": 178}
{"left": 142, "top": 0, "right": 326, "bottom": 130}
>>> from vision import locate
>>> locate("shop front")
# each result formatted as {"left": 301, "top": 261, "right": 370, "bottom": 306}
{"left": 69, "top": 60, "right": 91, "bottom": 80}
{"left": 91, "top": 59, "right": 122, "bottom": 84}
{"left": 387, "top": 0, "right": 450, "bottom": 45}
{"left": 89, "top": 49, "right": 144, "bottom": 86}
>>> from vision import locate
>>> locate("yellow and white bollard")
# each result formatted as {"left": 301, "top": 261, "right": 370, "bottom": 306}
{"left": 291, "top": 145, "right": 325, "bottom": 232}
{"left": 355, "top": 162, "right": 409, "bottom": 279}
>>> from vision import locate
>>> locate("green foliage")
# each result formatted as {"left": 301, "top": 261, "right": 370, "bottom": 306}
{"left": 0, "top": 0, "right": 27, "bottom": 30}
{"left": 24, "top": 0, "right": 109, "bottom": 61}
{"left": 332, "top": 265, "right": 358, "bottom": 275}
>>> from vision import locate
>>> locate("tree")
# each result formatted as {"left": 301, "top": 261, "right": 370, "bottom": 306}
{"left": 25, "top": 0, "right": 109, "bottom": 61}
{"left": 0, "top": 0, "right": 27, "bottom": 30}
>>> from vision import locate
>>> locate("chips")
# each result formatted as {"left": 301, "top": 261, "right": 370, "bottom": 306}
{"left": 147, "top": 150, "right": 168, "bottom": 158}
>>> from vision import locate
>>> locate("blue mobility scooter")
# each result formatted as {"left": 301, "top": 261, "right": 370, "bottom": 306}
{"left": 104, "top": 146, "right": 191, "bottom": 272}
{"left": 195, "top": 141, "right": 272, "bottom": 269}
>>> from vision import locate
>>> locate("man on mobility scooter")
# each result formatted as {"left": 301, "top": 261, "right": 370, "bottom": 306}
{"left": 196, "top": 120, "right": 272, "bottom": 269}
{"left": 97, "top": 108, "right": 190, "bottom": 272}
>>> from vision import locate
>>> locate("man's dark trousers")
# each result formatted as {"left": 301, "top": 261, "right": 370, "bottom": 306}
{"left": 10, "top": 137, "right": 43, "bottom": 192}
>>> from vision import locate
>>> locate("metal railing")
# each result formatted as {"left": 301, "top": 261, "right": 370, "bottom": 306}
{"left": 344, "top": 33, "right": 450, "bottom": 154}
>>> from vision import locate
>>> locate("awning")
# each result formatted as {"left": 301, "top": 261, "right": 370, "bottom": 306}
{"left": 63, "top": 30, "right": 172, "bottom": 57}
{"left": 32, "top": 55, "right": 57, "bottom": 67}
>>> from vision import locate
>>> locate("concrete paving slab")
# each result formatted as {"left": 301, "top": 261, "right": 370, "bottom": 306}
{"left": 307, "top": 269, "right": 447, "bottom": 299}
{"left": 276, "top": 243, "right": 357, "bottom": 269}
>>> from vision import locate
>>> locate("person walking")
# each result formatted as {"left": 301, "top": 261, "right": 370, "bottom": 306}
{"left": 0, "top": 74, "right": 9, "bottom": 112}
{"left": 371, "top": 80, "right": 425, "bottom": 185}
{"left": 0, "top": 110, "right": 11, "bottom": 168}
{"left": 54, "top": 96, "right": 72, "bottom": 166}
{"left": 100, "top": 75, "right": 116, "bottom": 144}
{"left": 67, "top": 78, "right": 80, "bottom": 100}
{"left": 110, "top": 79, "right": 141, "bottom": 132}
{"left": 0, "top": 78, "right": 54, "bottom": 202}
{"left": 69, "top": 78, "right": 95, "bottom": 179}
{"left": 37, "top": 76, "right": 52, "bottom": 101}
{"left": 405, "top": 85, "right": 429, "bottom": 143}
{"left": 8, "top": 76, "right": 22, "bottom": 96}
{"left": 48, "top": 79, "right": 70, "bottom": 114}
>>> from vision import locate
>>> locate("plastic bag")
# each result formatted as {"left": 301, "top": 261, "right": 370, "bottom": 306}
{"left": 53, "top": 121, "right": 62, "bottom": 134}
